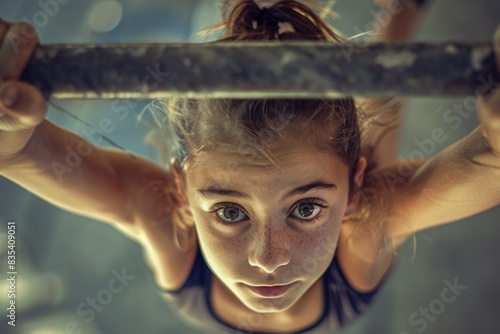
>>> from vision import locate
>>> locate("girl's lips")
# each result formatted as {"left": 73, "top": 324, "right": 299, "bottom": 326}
{"left": 247, "top": 282, "right": 296, "bottom": 297}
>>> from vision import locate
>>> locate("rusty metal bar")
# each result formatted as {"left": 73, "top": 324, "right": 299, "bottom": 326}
{"left": 19, "top": 41, "right": 498, "bottom": 99}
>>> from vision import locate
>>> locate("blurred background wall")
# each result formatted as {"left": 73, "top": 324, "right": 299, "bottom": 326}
{"left": 0, "top": 0, "right": 499, "bottom": 333}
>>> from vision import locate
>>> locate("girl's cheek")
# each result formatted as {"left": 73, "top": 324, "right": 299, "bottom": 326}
{"left": 307, "top": 219, "right": 342, "bottom": 255}
{"left": 202, "top": 226, "right": 251, "bottom": 254}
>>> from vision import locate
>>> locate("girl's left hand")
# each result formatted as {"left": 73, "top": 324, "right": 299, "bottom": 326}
{"left": 477, "top": 25, "right": 500, "bottom": 157}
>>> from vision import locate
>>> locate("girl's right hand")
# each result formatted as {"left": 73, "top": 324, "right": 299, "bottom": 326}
{"left": 0, "top": 18, "right": 47, "bottom": 132}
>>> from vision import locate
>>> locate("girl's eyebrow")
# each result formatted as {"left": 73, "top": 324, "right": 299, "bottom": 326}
{"left": 198, "top": 181, "right": 337, "bottom": 200}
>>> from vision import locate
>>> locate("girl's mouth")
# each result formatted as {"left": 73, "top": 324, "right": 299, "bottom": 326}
{"left": 246, "top": 282, "right": 296, "bottom": 297}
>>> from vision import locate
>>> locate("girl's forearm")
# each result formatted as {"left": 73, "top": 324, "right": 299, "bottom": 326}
{"left": 382, "top": 126, "right": 500, "bottom": 240}
{"left": 360, "top": 1, "right": 425, "bottom": 166}
{"left": 0, "top": 120, "right": 133, "bottom": 225}
{"left": 373, "top": 0, "right": 424, "bottom": 42}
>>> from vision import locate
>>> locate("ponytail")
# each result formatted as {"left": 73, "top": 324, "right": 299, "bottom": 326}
{"left": 198, "top": 0, "right": 345, "bottom": 42}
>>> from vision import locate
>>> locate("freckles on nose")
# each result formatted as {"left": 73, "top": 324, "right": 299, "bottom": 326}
{"left": 263, "top": 228, "right": 290, "bottom": 257}
{"left": 248, "top": 224, "right": 293, "bottom": 271}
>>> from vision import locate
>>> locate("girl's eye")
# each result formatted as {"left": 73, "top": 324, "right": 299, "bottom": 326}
{"left": 291, "top": 203, "right": 322, "bottom": 220}
{"left": 216, "top": 207, "right": 247, "bottom": 223}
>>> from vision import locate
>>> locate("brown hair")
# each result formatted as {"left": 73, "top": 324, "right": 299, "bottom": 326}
{"left": 149, "top": 0, "right": 385, "bottom": 252}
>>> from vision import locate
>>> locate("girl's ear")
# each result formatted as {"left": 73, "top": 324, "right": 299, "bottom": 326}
{"left": 343, "top": 157, "right": 367, "bottom": 221}
{"left": 171, "top": 161, "right": 187, "bottom": 201}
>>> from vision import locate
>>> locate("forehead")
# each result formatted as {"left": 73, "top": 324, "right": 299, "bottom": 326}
{"left": 184, "top": 141, "right": 348, "bottom": 189}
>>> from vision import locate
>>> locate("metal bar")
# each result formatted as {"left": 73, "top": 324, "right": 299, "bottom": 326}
{"left": 19, "top": 41, "right": 499, "bottom": 99}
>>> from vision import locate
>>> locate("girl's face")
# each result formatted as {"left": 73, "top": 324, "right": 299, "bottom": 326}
{"left": 183, "top": 139, "right": 352, "bottom": 313}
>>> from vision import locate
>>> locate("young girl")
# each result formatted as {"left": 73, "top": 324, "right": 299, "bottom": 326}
{"left": 1, "top": 0, "right": 499, "bottom": 333}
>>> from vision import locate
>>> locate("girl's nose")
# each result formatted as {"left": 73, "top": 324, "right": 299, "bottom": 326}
{"left": 248, "top": 221, "right": 291, "bottom": 274}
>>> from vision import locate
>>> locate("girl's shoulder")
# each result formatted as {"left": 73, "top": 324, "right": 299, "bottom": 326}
{"left": 336, "top": 220, "right": 395, "bottom": 293}
{"left": 136, "top": 219, "right": 199, "bottom": 292}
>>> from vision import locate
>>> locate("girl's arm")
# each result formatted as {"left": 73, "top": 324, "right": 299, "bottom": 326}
{"left": 372, "top": 0, "right": 425, "bottom": 42}
{"left": 0, "top": 19, "right": 175, "bottom": 233}
{"left": 1, "top": 120, "right": 173, "bottom": 232}
{"left": 359, "top": 0, "right": 425, "bottom": 166}
{"left": 341, "top": 122, "right": 500, "bottom": 290}
{"left": 382, "top": 26, "right": 500, "bottom": 241}
{"left": 379, "top": 126, "right": 500, "bottom": 242}
{"left": 346, "top": 98, "right": 499, "bottom": 288}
